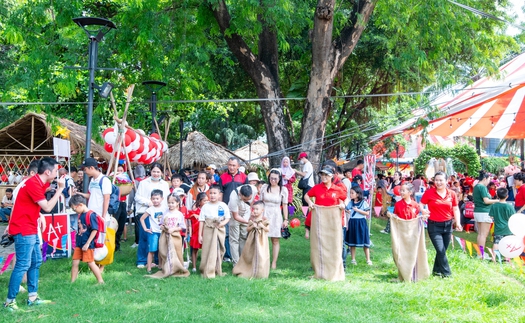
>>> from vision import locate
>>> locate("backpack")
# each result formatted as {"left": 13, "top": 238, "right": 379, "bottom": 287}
{"left": 98, "top": 176, "right": 120, "bottom": 215}
{"left": 83, "top": 210, "right": 106, "bottom": 248}
{"left": 62, "top": 178, "right": 71, "bottom": 199}
{"left": 464, "top": 201, "right": 475, "bottom": 219}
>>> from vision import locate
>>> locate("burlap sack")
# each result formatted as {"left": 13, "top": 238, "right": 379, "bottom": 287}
{"left": 232, "top": 219, "right": 270, "bottom": 279}
{"left": 148, "top": 229, "right": 189, "bottom": 278}
{"left": 310, "top": 206, "right": 345, "bottom": 281}
{"left": 199, "top": 218, "right": 225, "bottom": 278}
{"left": 390, "top": 214, "right": 430, "bottom": 282}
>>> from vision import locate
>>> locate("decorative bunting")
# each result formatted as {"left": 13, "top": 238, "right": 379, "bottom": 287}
{"left": 473, "top": 244, "right": 481, "bottom": 257}
{"left": 513, "top": 257, "right": 524, "bottom": 274}
{"left": 465, "top": 240, "right": 473, "bottom": 257}
{"left": 0, "top": 253, "right": 15, "bottom": 274}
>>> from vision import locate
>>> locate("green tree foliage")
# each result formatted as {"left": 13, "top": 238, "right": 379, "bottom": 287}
{"left": 0, "top": 0, "right": 522, "bottom": 154}
{"left": 414, "top": 144, "right": 481, "bottom": 176}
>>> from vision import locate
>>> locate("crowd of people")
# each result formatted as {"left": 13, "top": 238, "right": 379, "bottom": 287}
{"left": 2, "top": 152, "right": 520, "bottom": 311}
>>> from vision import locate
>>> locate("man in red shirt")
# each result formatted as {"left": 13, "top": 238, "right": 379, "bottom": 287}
{"left": 352, "top": 159, "right": 364, "bottom": 179}
{"left": 4, "top": 157, "right": 65, "bottom": 311}
{"left": 218, "top": 157, "right": 248, "bottom": 262}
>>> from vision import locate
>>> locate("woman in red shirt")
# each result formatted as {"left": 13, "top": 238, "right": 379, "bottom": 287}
{"left": 420, "top": 172, "right": 462, "bottom": 277}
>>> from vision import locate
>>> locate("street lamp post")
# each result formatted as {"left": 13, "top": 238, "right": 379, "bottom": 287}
{"left": 73, "top": 17, "right": 116, "bottom": 192}
{"left": 142, "top": 81, "right": 167, "bottom": 134}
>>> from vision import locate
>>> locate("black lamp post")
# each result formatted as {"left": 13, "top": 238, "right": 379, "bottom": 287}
{"left": 73, "top": 17, "right": 116, "bottom": 192}
{"left": 142, "top": 80, "right": 167, "bottom": 134}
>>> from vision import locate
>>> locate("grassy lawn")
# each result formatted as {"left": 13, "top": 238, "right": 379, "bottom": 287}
{"left": 1, "top": 217, "right": 525, "bottom": 322}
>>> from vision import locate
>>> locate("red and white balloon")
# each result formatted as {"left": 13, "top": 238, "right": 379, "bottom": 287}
{"left": 499, "top": 213, "right": 525, "bottom": 259}
{"left": 102, "top": 126, "right": 168, "bottom": 164}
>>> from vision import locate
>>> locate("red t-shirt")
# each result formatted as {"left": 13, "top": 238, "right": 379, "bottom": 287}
{"left": 394, "top": 199, "right": 419, "bottom": 220}
{"left": 307, "top": 183, "right": 346, "bottom": 206}
{"left": 420, "top": 187, "right": 458, "bottom": 222}
{"left": 351, "top": 168, "right": 362, "bottom": 179}
{"left": 9, "top": 175, "right": 49, "bottom": 236}
{"left": 515, "top": 186, "right": 525, "bottom": 207}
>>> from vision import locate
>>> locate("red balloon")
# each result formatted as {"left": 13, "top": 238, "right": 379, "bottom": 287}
{"left": 114, "top": 151, "right": 125, "bottom": 160}
{"left": 393, "top": 186, "right": 401, "bottom": 196}
{"left": 102, "top": 128, "right": 113, "bottom": 138}
{"left": 150, "top": 133, "right": 161, "bottom": 140}
{"left": 104, "top": 142, "right": 113, "bottom": 153}
{"left": 290, "top": 218, "right": 300, "bottom": 228}
{"left": 1, "top": 174, "right": 8, "bottom": 182}
{"left": 0, "top": 166, "right": 3, "bottom": 173}
{"left": 124, "top": 134, "right": 132, "bottom": 147}
{"left": 127, "top": 150, "right": 137, "bottom": 159}
{"left": 126, "top": 129, "right": 137, "bottom": 142}
{"left": 136, "top": 143, "right": 145, "bottom": 154}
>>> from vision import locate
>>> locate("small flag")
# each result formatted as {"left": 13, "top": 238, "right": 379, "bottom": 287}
{"left": 466, "top": 240, "right": 473, "bottom": 257}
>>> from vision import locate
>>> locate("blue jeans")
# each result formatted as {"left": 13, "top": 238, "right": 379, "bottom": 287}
{"left": 342, "top": 227, "right": 348, "bottom": 267}
{"left": 0, "top": 208, "right": 11, "bottom": 222}
{"left": 224, "top": 222, "right": 231, "bottom": 260}
{"left": 427, "top": 220, "right": 453, "bottom": 277}
{"left": 137, "top": 215, "right": 149, "bottom": 266}
{"left": 7, "top": 234, "right": 42, "bottom": 301}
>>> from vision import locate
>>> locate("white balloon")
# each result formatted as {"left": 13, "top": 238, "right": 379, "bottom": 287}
{"left": 94, "top": 245, "right": 108, "bottom": 262}
{"left": 131, "top": 136, "right": 140, "bottom": 150}
{"left": 137, "top": 129, "right": 146, "bottom": 136}
{"left": 124, "top": 145, "right": 133, "bottom": 153}
{"left": 498, "top": 235, "right": 524, "bottom": 258}
{"left": 104, "top": 132, "right": 116, "bottom": 145}
{"left": 162, "top": 141, "right": 168, "bottom": 152}
{"left": 143, "top": 137, "right": 150, "bottom": 151}
{"left": 508, "top": 213, "right": 525, "bottom": 237}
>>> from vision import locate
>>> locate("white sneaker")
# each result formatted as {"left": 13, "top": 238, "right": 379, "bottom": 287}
{"left": 137, "top": 264, "right": 145, "bottom": 269}
{"left": 380, "top": 230, "right": 389, "bottom": 234}
{"left": 130, "top": 243, "right": 138, "bottom": 248}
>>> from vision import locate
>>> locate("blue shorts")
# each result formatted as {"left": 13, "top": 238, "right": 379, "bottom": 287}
{"left": 147, "top": 232, "right": 160, "bottom": 252}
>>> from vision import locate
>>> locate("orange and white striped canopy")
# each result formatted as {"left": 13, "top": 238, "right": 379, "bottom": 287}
{"left": 372, "top": 52, "right": 525, "bottom": 141}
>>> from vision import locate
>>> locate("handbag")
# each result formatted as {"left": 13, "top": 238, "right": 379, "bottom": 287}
{"left": 298, "top": 175, "right": 311, "bottom": 190}
{"left": 281, "top": 227, "right": 291, "bottom": 239}
{"left": 0, "top": 233, "right": 14, "bottom": 248}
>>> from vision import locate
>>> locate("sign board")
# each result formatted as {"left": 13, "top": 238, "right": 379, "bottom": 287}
{"left": 42, "top": 213, "right": 72, "bottom": 259}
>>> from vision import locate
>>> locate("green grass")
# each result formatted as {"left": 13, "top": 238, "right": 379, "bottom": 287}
{"left": 2, "top": 218, "right": 525, "bottom": 322}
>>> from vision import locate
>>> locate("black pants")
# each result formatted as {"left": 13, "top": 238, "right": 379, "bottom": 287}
{"left": 302, "top": 187, "right": 312, "bottom": 206}
{"left": 427, "top": 219, "right": 453, "bottom": 277}
{"left": 114, "top": 201, "right": 127, "bottom": 251}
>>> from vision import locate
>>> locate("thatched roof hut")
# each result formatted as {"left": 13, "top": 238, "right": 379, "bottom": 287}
{"left": 165, "top": 131, "right": 245, "bottom": 169}
{"left": 0, "top": 112, "right": 110, "bottom": 162}
{"left": 234, "top": 140, "right": 269, "bottom": 166}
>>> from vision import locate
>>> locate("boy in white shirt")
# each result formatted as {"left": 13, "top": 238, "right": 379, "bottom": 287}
{"left": 140, "top": 189, "right": 165, "bottom": 274}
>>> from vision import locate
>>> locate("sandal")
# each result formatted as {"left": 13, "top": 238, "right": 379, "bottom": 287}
{"left": 367, "top": 260, "right": 373, "bottom": 266}
{"left": 351, "top": 260, "right": 357, "bottom": 265}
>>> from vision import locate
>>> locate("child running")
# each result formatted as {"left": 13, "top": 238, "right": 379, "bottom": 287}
{"left": 344, "top": 186, "right": 372, "bottom": 265}
{"left": 393, "top": 183, "right": 419, "bottom": 220}
{"left": 233, "top": 201, "right": 270, "bottom": 279}
{"left": 198, "top": 185, "right": 230, "bottom": 278}
{"left": 186, "top": 192, "right": 208, "bottom": 273}
{"left": 140, "top": 189, "right": 165, "bottom": 274}
{"left": 148, "top": 193, "right": 189, "bottom": 278}
{"left": 489, "top": 187, "right": 515, "bottom": 262}
{"left": 69, "top": 194, "right": 104, "bottom": 284}
{"left": 389, "top": 182, "right": 430, "bottom": 282}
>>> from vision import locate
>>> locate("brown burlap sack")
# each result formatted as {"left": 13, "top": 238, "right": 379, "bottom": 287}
{"left": 147, "top": 229, "right": 189, "bottom": 279}
{"left": 232, "top": 219, "right": 270, "bottom": 279}
{"left": 390, "top": 214, "right": 430, "bottom": 282}
{"left": 199, "top": 218, "right": 225, "bottom": 278}
{"left": 310, "top": 206, "right": 345, "bottom": 281}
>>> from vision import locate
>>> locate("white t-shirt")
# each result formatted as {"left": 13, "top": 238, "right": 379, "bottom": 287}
{"left": 145, "top": 205, "right": 165, "bottom": 233}
{"left": 199, "top": 202, "right": 231, "bottom": 221}
{"left": 88, "top": 173, "right": 112, "bottom": 218}
{"left": 2, "top": 194, "right": 13, "bottom": 208}
{"left": 302, "top": 161, "right": 314, "bottom": 187}
{"left": 228, "top": 185, "right": 257, "bottom": 221}
{"left": 163, "top": 210, "right": 186, "bottom": 231}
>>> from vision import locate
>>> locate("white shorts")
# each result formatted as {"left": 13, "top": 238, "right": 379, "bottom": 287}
{"left": 474, "top": 212, "right": 492, "bottom": 223}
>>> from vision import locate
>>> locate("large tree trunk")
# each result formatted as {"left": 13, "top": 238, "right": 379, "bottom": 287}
{"left": 211, "top": 1, "right": 291, "bottom": 167}
{"left": 301, "top": 0, "right": 376, "bottom": 170}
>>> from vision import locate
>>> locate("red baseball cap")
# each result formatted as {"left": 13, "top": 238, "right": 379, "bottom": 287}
{"left": 298, "top": 152, "right": 308, "bottom": 159}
